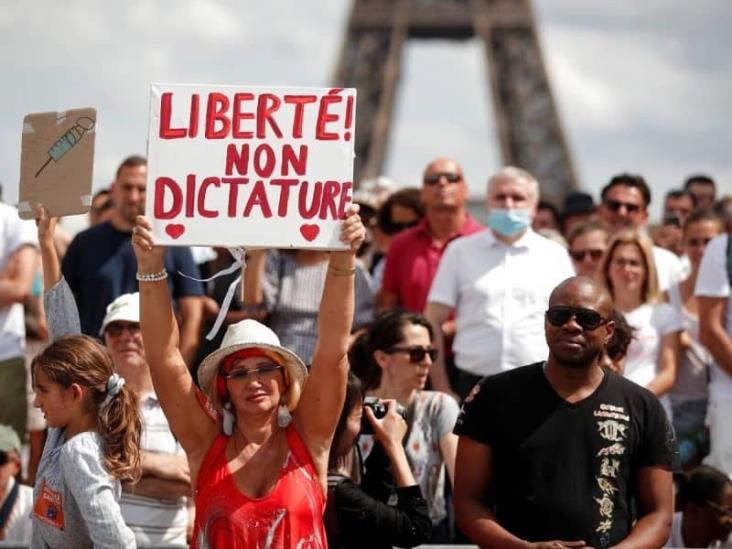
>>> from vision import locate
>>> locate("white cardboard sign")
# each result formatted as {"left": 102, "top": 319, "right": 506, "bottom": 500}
{"left": 146, "top": 83, "right": 356, "bottom": 249}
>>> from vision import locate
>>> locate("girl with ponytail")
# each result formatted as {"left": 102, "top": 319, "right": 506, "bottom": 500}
{"left": 30, "top": 335, "right": 141, "bottom": 547}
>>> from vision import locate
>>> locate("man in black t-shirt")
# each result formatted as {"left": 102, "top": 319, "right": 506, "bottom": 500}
{"left": 453, "top": 276, "right": 677, "bottom": 549}
{"left": 62, "top": 155, "right": 204, "bottom": 365}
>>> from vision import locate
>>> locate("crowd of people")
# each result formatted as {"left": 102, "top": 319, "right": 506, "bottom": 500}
{"left": 0, "top": 155, "right": 731, "bottom": 547}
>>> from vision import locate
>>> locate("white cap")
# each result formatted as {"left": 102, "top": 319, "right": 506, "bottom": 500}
{"left": 99, "top": 292, "right": 140, "bottom": 336}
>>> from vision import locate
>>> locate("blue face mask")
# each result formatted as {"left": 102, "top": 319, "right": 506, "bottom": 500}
{"left": 487, "top": 208, "right": 532, "bottom": 237}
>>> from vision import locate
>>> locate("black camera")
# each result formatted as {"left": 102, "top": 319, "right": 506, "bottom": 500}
{"left": 360, "top": 397, "right": 407, "bottom": 435}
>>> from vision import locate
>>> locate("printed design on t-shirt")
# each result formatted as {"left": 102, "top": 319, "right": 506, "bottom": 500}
{"left": 33, "top": 479, "right": 65, "bottom": 530}
{"left": 593, "top": 403, "right": 630, "bottom": 548}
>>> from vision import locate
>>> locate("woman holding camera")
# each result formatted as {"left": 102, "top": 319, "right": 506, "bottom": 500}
{"left": 353, "top": 310, "right": 459, "bottom": 542}
{"left": 326, "top": 372, "right": 430, "bottom": 549}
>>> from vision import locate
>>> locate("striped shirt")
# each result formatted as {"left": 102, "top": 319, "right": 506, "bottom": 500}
{"left": 119, "top": 394, "right": 188, "bottom": 546}
{"left": 262, "top": 251, "right": 374, "bottom": 363}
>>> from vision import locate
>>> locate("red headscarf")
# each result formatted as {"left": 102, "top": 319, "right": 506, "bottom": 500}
{"left": 216, "top": 348, "right": 285, "bottom": 402}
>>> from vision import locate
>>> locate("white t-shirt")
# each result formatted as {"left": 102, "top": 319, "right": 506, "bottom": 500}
{"left": 0, "top": 202, "right": 38, "bottom": 361}
{"left": 653, "top": 245, "right": 687, "bottom": 292}
{"left": 623, "top": 303, "right": 682, "bottom": 418}
{"left": 694, "top": 233, "right": 732, "bottom": 402}
{"left": 428, "top": 228, "right": 575, "bottom": 376}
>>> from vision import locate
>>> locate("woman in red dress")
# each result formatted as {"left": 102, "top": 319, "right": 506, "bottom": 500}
{"left": 132, "top": 206, "right": 364, "bottom": 548}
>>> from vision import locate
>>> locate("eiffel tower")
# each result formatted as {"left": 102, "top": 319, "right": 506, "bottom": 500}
{"left": 333, "top": 0, "right": 578, "bottom": 205}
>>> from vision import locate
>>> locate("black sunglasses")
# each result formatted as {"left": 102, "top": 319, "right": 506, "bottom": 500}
{"left": 569, "top": 249, "right": 605, "bottom": 262}
{"left": 384, "top": 220, "right": 418, "bottom": 235}
{"left": 424, "top": 172, "right": 462, "bottom": 185}
{"left": 604, "top": 199, "right": 642, "bottom": 214}
{"left": 0, "top": 450, "right": 9, "bottom": 466}
{"left": 546, "top": 306, "right": 608, "bottom": 331}
{"left": 221, "top": 364, "right": 284, "bottom": 381}
{"left": 386, "top": 345, "right": 438, "bottom": 363}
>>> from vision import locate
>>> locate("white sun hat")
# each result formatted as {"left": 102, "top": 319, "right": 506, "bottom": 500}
{"left": 99, "top": 293, "right": 140, "bottom": 336}
{"left": 197, "top": 319, "right": 308, "bottom": 410}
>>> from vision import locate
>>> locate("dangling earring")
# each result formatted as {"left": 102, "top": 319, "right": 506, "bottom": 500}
{"left": 277, "top": 403, "right": 292, "bottom": 428}
{"left": 223, "top": 402, "right": 236, "bottom": 436}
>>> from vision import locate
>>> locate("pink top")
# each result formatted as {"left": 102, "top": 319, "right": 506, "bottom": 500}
{"left": 192, "top": 425, "right": 327, "bottom": 548}
{"left": 382, "top": 215, "right": 484, "bottom": 312}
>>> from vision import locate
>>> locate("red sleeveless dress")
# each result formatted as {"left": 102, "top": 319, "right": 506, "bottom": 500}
{"left": 192, "top": 425, "right": 328, "bottom": 548}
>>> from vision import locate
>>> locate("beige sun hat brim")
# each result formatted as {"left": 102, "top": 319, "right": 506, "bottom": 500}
{"left": 197, "top": 341, "right": 308, "bottom": 396}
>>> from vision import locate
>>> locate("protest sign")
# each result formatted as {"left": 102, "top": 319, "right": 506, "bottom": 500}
{"left": 18, "top": 107, "right": 96, "bottom": 220}
{"left": 146, "top": 84, "right": 356, "bottom": 249}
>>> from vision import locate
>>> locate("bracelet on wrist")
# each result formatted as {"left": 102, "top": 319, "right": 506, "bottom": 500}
{"left": 329, "top": 265, "right": 356, "bottom": 277}
{"left": 136, "top": 270, "right": 168, "bottom": 282}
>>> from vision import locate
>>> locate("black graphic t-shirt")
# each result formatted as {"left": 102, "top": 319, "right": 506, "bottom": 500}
{"left": 454, "top": 362, "right": 678, "bottom": 549}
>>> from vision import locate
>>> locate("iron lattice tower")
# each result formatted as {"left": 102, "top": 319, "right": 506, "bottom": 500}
{"left": 333, "top": 0, "right": 578, "bottom": 204}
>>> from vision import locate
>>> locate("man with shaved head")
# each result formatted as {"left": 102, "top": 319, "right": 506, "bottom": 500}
{"left": 377, "top": 157, "right": 483, "bottom": 313}
{"left": 453, "top": 276, "right": 678, "bottom": 548}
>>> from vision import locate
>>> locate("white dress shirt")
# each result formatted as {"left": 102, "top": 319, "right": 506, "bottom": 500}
{"left": 428, "top": 228, "right": 575, "bottom": 377}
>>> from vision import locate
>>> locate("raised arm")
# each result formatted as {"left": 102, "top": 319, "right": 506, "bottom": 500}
{"left": 294, "top": 205, "right": 365, "bottom": 468}
{"left": 132, "top": 216, "right": 218, "bottom": 465}
{"left": 36, "top": 205, "right": 81, "bottom": 339}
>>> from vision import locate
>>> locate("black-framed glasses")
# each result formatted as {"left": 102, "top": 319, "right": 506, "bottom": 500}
{"left": 424, "top": 172, "right": 462, "bottom": 185}
{"left": 385, "top": 345, "right": 438, "bottom": 363}
{"left": 603, "top": 199, "right": 642, "bottom": 214}
{"left": 569, "top": 249, "right": 605, "bottom": 262}
{"left": 546, "top": 306, "right": 608, "bottom": 331}
{"left": 221, "top": 364, "right": 284, "bottom": 381}
{"left": 0, "top": 450, "right": 9, "bottom": 466}
{"left": 706, "top": 500, "right": 732, "bottom": 518}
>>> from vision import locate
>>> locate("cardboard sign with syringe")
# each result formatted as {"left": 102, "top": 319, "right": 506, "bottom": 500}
{"left": 18, "top": 107, "right": 96, "bottom": 220}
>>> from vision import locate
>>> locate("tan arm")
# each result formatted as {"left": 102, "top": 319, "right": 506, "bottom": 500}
{"left": 294, "top": 207, "right": 364, "bottom": 482}
{"left": 177, "top": 295, "right": 203, "bottom": 367}
{"left": 424, "top": 302, "right": 457, "bottom": 398}
{"left": 646, "top": 331, "right": 680, "bottom": 397}
{"left": 698, "top": 296, "right": 732, "bottom": 377}
{"left": 133, "top": 216, "right": 219, "bottom": 471}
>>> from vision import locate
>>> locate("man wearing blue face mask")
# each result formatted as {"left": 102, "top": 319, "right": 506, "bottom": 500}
{"left": 425, "top": 167, "right": 575, "bottom": 398}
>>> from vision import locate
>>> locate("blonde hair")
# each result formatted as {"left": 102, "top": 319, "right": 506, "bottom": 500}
{"left": 601, "top": 229, "right": 661, "bottom": 304}
{"left": 32, "top": 335, "right": 142, "bottom": 483}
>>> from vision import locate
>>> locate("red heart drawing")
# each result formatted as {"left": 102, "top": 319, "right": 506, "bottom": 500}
{"left": 300, "top": 224, "right": 320, "bottom": 241}
{"left": 165, "top": 224, "right": 185, "bottom": 239}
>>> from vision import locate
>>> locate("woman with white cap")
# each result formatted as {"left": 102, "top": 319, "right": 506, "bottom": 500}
{"left": 132, "top": 206, "right": 365, "bottom": 548}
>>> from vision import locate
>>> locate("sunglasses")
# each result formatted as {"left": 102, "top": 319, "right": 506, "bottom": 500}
{"left": 546, "top": 306, "right": 608, "bottom": 331}
{"left": 424, "top": 172, "right": 462, "bottom": 185}
{"left": 604, "top": 199, "right": 642, "bottom": 214}
{"left": 384, "top": 220, "right": 418, "bottom": 235}
{"left": 221, "top": 364, "right": 283, "bottom": 381}
{"left": 0, "top": 451, "right": 8, "bottom": 466}
{"left": 105, "top": 322, "right": 141, "bottom": 337}
{"left": 569, "top": 249, "right": 605, "bottom": 262}
{"left": 386, "top": 345, "right": 438, "bottom": 363}
{"left": 687, "top": 237, "right": 713, "bottom": 248}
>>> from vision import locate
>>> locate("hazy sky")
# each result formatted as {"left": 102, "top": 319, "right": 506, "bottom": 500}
{"left": 1, "top": 0, "right": 729, "bottom": 226}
